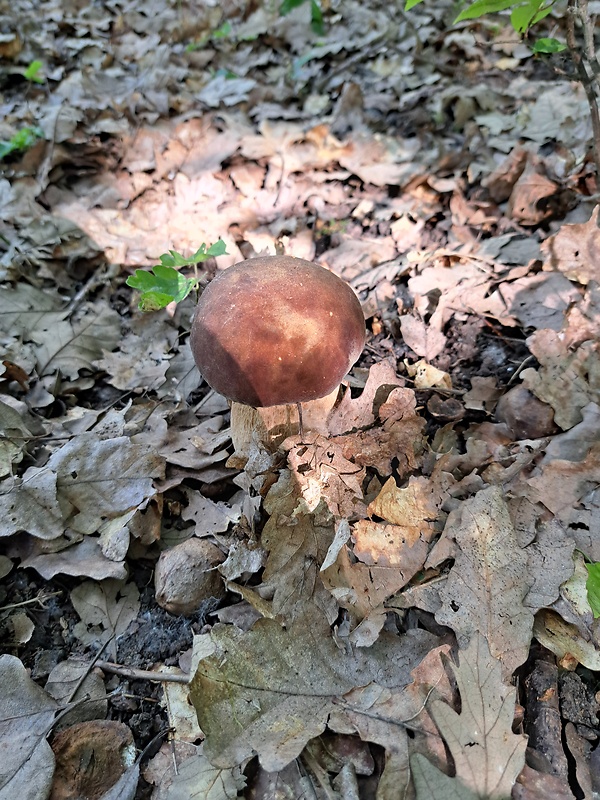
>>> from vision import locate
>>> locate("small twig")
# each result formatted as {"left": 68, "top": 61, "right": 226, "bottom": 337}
{"left": 64, "top": 261, "right": 120, "bottom": 317}
{"left": 0, "top": 589, "right": 62, "bottom": 612}
{"left": 94, "top": 660, "right": 190, "bottom": 684}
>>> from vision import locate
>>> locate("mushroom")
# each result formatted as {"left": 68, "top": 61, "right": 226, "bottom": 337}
{"left": 190, "top": 255, "right": 365, "bottom": 457}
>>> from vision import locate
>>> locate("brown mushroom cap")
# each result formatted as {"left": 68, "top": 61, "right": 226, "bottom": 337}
{"left": 190, "top": 255, "right": 366, "bottom": 407}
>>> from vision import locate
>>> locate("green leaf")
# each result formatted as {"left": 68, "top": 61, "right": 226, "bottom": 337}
{"left": 206, "top": 239, "right": 228, "bottom": 257}
{"left": 0, "top": 126, "right": 43, "bottom": 160}
{"left": 137, "top": 291, "right": 178, "bottom": 312}
{"left": 310, "top": 0, "right": 325, "bottom": 34}
{"left": 126, "top": 241, "right": 227, "bottom": 311}
{"left": 586, "top": 562, "right": 600, "bottom": 618}
{"left": 532, "top": 36, "right": 567, "bottom": 52}
{"left": 455, "top": 0, "right": 520, "bottom": 23}
{"left": 23, "top": 60, "right": 44, "bottom": 83}
{"left": 280, "top": 0, "right": 308, "bottom": 14}
{"left": 510, "top": 0, "right": 542, "bottom": 32}
{"left": 126, "top": 266, "right": 197, "bottom": 310}
{"left": 212, "top": 20, "right": 232, "bottom": 38}
{"left": 405, "top": 0, "right": 425, "bottom": 9}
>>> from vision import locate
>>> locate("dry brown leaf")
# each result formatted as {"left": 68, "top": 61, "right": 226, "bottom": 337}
{"left": 0, "top": 655, "right": 57, "bottom": 799}
{"left": 411, "top": 634, "right": 527, "bottom": 799}
{"left": 287, "top": 433, "right": 366, "bottom": 518}
{"left": 436, "top": 486, "right": 533, "bottom": 678}
{"left": 399, "top": 315, "right": 447, "bottom": 360}
{"left": 507, "top": 159, "right": 559, "bottom": 225}
{"left": 259, "top": 470, "right": 339, "bottom": 624}
{"left": 329, "top": 644, "right": 454, "bottom": 796}
{"left": 542, "top": 204, "right": 600, "bottom": 285}
{"left": 521, "top": 331, "right": 600, "bottom": 430}
{"left": 148, "top": 743, "right": 246, "bottom": 800}
{"left": 190, "top": 608, "right": 438, "bottom": 771}
{"left": 327, "top": 359, "right": 403, "bottom": 435}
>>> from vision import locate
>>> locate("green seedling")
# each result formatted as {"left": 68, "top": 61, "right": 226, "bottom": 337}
{"left": 126, "top": 240, "right": 227, "bottom": 311}
{"left": 405, "top": 0, "right": 565, "bottom": 51}
{"left": 0, "top": 126, "right": 43, "bottom": 161}
{"left": 22, "top": 60, "right": 44, "bottom": 83}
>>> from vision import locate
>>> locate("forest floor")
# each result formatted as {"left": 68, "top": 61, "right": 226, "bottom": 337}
{"left": 1, "top": 0, "right": 600, "bottom": 798}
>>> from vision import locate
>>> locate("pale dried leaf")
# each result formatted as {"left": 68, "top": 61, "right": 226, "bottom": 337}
{"left": 399, "top": 315, "right": 446, "bottom": 360}
{"left": 412, "top": 634, "right": 527, "bottom": 799}
{"left": 533, "top": 609, "right": 600, "bottom": 671}
{"left": 31, "top": 301, "right": 122, "bottom": 379}
{"left": 181, "top": 489, "right": 242, "bottom": 536}
{"left": 0, "top": 467, "right": 63, "bottom": 539}
{"left": 521, "top": 332, "right": 600, "bottom": 430}
{"left": 436, "top": 486, "right": 533, "bottom": 677}
{"left": 190, "top": 609, "right": 437, "bottom": 771}
{"left": 71, "top": 579, "right": 140, "bottom": 658}
{"left": 0, "top": 654, "right": 57, "bottom": 798}
{"left": 261, "top": 470, "right": 339, "bottom": 623}
{"left": 542, "top": 204, "right": 600, "bottom": 285}
{"left": 0, "top": 400, "right": 33, "bottom": 477}
{"left": 327, "top": 359, "right": 403, "bottom": 435}
{"left": 152, "top": 744, "right": 246, "bottom": 800}
{"left": 287, "top": 433, "right": 366, "bottom": 518}
{"left": 21, "top": 536, "right": 128, "bottom": 581}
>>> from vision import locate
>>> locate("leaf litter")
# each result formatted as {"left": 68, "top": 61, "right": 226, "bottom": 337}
{"left": 1, "top": 0, "right": 600, "bottom": 797}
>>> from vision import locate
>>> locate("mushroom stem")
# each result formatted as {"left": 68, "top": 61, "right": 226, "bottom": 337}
{"left": 296, "top": 401, "right": 304, "bottom": 441}
{"left": 227, "top": 387, "right": 341, "bottom": 469}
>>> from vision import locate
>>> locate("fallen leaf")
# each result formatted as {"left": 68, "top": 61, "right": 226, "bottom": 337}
{"left": 151, "top": 743, "right": 246, "bottom": 800}
{"left": 71, "top": 579, "right": 140, "bottom": 659}
{"left": 399, "top": 315, "right": 447, "bottom": 360}
{"left": 0, "top": 654, "right": 57, "bottom": 798}
{"left": 190, "top": 609, "right": 437, "bottom": 771}
{"left": 411, "top": 633, "right": 527, "bottom": 799}
{"left": 435, "top": 486, "right": 533, "bottom": 677}
{"left": 542, "top": 204, "right": 600, "bottom": 285}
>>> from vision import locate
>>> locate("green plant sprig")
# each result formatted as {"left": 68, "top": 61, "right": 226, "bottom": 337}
{"left": 405, "top": 0, "right": 566, "bottom": 52}
{"left": 126, "top": 240, "right": 227, "bottom": 311}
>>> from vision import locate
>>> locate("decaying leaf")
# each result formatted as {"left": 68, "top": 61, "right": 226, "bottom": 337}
{"left": 150, "top": 743, "right": 246, "bottom": 800}
{"left": 71, "top": 579, "right": 140, "bottom": 659}
{"left": 411, "top": 634, "right": 527, "bottom": 799}
{"left": 542, "top": 204, "right": 600, "bottom": 285}
{"left": 0, "top": 654, "right": 57, "bottom": 798}
{"left": 259, "top": 470, "right": 338, "bottom": 623}
{"left": 436, "top": 486, "right": 533, "bottom": 677}
{"left": 320, "top": 476, "right": 444, "bottom": 626}
{"left": 0, "top": 433, "right": 165, "bottom": 541}
{"left": 50, "top": 720, "right": 135, "bottom": 800}
{"left": 521, "top": 332, "right": 600, "bottom": 430}
{"left": 190, "top": 608, "right": 437, "bottom": 772}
